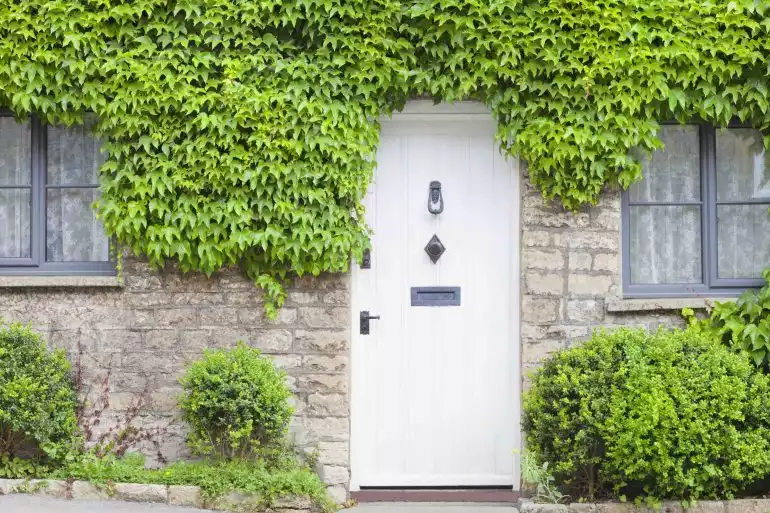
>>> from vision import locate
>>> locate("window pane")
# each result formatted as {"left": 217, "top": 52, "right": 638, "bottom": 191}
{"left": 716, "top": 128, "right": 770, "bottom": 201}
{"left": 0, "top": 117, "right": 31, "bottom": 186}
{"left": 629, "top": 205, "right": 702, "bottom": 284}
{"left": 629, "top": 125, "right": 700, "bottom": 203}
{"left": 47, "top": 116, "right": 105, "bottom": 185}
{"left": 46, "top": 188, "right": 109, "bottom": 262}
{"left": 0, "top": 189, "right": 31, "bottom": 258}
{"left": 717, "top": 205, "right": 770, "bottom": 279}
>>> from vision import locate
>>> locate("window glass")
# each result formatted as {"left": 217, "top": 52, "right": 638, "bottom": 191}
{"left": 716, "top": 128, "right": 770, "bottom": 201}
{"left": 629, "top": 205, "right": 702, "bottom": 284}
{"left": 629, "top": 125, "right": 700, "bottom": 203}
{"left": 0, "top": 118, "right": 31, "bottom": 258}
{"left": 46, "top": 119, "right": 109, "bottom": 262}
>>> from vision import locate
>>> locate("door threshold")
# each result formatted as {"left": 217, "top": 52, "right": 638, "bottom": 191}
{"left": 351, "top": 488, "right": 520, "bottom": 503}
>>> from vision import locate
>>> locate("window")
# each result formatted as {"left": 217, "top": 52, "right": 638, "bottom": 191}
{"left": 0, "top": 111, "right": 114, "bottom": 275}
{"left": 622, "top": 123, "right": 770, "bottom": 296}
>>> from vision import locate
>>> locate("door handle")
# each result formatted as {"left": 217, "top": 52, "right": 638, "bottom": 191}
{"left": 360, "top": 310, "right": 380, "bottom": 335}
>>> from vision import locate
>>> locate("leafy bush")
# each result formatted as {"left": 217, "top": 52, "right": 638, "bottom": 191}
{"left": 0, "top": 322, "right": 79, "bottom": 476}
{"left": 179, "top": 343, "right": 293, "bottom": 460}
{"left": 523, "top": 327, "right": 770, "bottom": 503}
{"left": 683, "top": 269, "right": 770, "bottom": 368}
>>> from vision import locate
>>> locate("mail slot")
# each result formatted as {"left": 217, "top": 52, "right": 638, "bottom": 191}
{"left": 410, "top": 286, "right": 461, "bottom": 306}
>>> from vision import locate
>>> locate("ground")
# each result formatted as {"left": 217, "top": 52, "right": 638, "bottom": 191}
{"left": 0, "top": 496, "right": 520, "bottom": 512}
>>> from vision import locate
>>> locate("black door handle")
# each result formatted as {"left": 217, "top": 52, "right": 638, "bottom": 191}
{"left": 360, "top": 310, "right": 380, "bottom": 335}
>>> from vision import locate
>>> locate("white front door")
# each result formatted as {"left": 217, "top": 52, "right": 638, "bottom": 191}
{"left": 351, "top": 101, "right": 521, "bottom": 489}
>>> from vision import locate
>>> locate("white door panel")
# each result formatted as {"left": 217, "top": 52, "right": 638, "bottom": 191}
{"left": 351, "top": 102, "right": 520, "bottom": 489}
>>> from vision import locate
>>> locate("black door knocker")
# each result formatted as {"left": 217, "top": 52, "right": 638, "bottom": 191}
{"left": 428, "top": 181, "right": 444, "bottom": 214}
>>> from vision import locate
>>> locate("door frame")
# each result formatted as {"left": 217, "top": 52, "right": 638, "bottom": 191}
{"left": 349, "top": 100, "right": 522, "bottom": 491}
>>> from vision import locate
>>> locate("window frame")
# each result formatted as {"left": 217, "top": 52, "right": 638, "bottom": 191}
{"left": 0, "top": 109, "right": 115, "bottom": 276}
{"left": 622, "top": 121, "right": 767, "bottom": 297}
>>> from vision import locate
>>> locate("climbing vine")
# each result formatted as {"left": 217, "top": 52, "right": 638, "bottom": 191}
{"left": 2, "top": 0, "right": 770, "bottom": 311}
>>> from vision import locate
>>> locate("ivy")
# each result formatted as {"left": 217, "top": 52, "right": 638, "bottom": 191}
{"left": 2, "top": 0, "right": 770, "bottom": 311}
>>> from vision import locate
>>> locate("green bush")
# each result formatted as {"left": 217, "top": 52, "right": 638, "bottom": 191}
{"left": 683, "top": 269, "right": 770, "bottom": 369}
{"left": 0, "top": 322, "right": 79, "bottom": 476}
{"left": 523, "top": 327, "right": 770, "bottom": 503}
{"left": 179, "top": 343, "right": 293, "bottom": 460}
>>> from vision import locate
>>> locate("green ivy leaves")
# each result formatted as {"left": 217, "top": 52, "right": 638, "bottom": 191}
{"left": 2, "top": 0, "right": 770, "bottom": 310}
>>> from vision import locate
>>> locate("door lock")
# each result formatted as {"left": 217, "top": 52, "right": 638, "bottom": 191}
{"left": 360, "top": 310, "right": 380, "bottom": 335}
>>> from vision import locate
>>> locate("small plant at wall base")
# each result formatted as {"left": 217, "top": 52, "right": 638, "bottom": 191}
{"left": 523, "top": 327, "right": 770, "bottom": 504}
{"left": 5, "top": 1, "right": 770, "bottom": 312}
{"left": 0, "top": 322, "right": 79, "bottom": 478}
{"left": 178, "top": 343, "right": 294, "bottom": 462}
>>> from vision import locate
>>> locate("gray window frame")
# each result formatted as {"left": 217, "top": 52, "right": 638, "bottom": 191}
{"left": 622, "top": 122, "right": 767, "bottom": 297}
{"left": 0, "top": 110, "right": 115, "bottom": 276}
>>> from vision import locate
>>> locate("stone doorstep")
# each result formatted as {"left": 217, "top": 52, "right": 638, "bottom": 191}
{"left": 519, "top": 498, "right": 770, "bottom": 513}
{"left": 0, "top": 478, "right": 315, "bottom": 512}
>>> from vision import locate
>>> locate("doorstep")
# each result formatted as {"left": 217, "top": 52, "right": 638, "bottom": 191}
{"left": 352, "top": 489, "right": 520, "bottom": 503}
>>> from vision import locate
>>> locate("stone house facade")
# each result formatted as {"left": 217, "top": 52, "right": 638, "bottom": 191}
{"left": 0, "top": 102, "right": 753, "bottom": 501}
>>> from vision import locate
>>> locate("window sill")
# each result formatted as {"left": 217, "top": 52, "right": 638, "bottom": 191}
{"left": 0, "top": 276, "right": 122, "bottom": 288}
{"left": 605, "top": 297, "right": 725, "bottom": 313}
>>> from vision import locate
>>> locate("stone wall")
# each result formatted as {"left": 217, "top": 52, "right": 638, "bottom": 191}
{"left": 519, "top": 176, "right": 687, "bottom": 375}
{"left": 0, "top": 258, "right": 350, "bottom": 503}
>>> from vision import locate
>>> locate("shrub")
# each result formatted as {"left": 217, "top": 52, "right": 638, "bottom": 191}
{"left": 179, "top": 343, "right": 293, "bottom": 460}
{"left": 0, "top": 322, "right": 79, "bottom": 476}
{"left": 523, "top": 327, "right": 770, "bottom": 503}
{"left": 683, "top": 268, "right": 770, "bottom": 369}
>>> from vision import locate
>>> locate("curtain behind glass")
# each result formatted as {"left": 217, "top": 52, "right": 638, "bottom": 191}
{"left": 628, "top": 125, "right": 702, "bottom": 284}
{"left": 716, "top": 129, "right": 770, "bottom": 279}
{"left": 0, "top": 118, "right": 31, "bottom": 258}
{"left": 46, "top": 118, "right": 109, "bottom": 262}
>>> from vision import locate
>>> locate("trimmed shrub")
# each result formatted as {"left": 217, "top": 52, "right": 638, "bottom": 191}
{"left": 179, "top": 343, "right": 293, "bottom": 460}
{"left": 0, "top": 322, "right": 79, "bottom": 476}
{"left": 523, "top": 327, "right": 770, "bottom": 503}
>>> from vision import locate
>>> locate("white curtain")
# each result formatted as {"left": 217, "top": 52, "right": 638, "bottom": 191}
{"left": 715, "top": 129, "right": 770, "bottom": 279}
{"left": 46, "top": 117, "right": 109, "bottom": 262}
{"left": 629, "top": 125, "right": 702, "bottom": 284}
{"left": 0, "top": 118, "right": 31, "bottom": 258}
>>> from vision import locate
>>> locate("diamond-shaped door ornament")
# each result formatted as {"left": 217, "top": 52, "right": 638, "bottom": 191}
{"left": 424, "top": 234, "right": 445, "bottom": 264}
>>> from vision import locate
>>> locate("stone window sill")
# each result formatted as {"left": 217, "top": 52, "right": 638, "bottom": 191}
{"left": 0, "top": 276, "right": 123, "bottom": 288}
{"left": 605, "top": 297, "right": 725, "bottom": 313}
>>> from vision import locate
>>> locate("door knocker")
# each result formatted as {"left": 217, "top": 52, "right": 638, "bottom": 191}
{"left": 427, "top": 181, "right": 444, "bottom": 215}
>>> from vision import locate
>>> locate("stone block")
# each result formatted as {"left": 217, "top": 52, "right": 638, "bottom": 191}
{"left": 308, "top": 393, "right": 349, "bottom": 416}
{"left": 303, "top": 355, "right": 348, "bottom": 373}
{"left": 521, "top": 296, "right": 560, "bottom": 323}
{"left": 567, "top": 300, "right": 605, "bottom": 322}
{"left": 248, "top": 329, "right": 293, "bottom": 352}
{"left": 569, "top": 504, "right": 597, "bottom": 513}
{"left": 522, "top": 249, "right": 565, "bottom": 270}
{"left": 299, "top": 374, "right": 347, "bottom": 393}
{"left": 523, "top": 340, "right": 564, "bottom": 363}
{"left": 0, "top": 479, "right": 26, "bottom": 495}
{"left": 569, "top": 252, "right": 592, "bottom": 271}
{"left": 70, "top": 481, "right": 109, "bottom": 501}
{"left": 725, "top": 499, "right": 770, "bottom": 513}
{"left": 168, "top": 485, "right": 203, "bottom": 507}
{"left": 112, "top": 482, "right": 167, "bottom": 503}
{"left": 686, "top": 501, "right": 724, "bottom": 513}
{"left": 569, "top": 274, "right": 614, "bottom": 297}
{"left": 593, "top": 253, "right": 618, "bottom": 273}
{"left": 198, "top": 307, "right": 239, "bottom": 327}
{"left": 274, "top": 495, "right": 313, "bottom": 509}
{"left": 295, "top": 330, "right": 348, "bottom": 353}
{"left": 326, "top": 485, "right": 348, "bottom": 504}
{"left": 567, "top": 232, "right": 619, "bottom": 252}
{"left": 322, "top": 465, "right": 349, "bottom": 485}
{"left": 525, "top": 272, "right": 564, "bottom": 296}
{"left": 522, "top": 231, "right": 554, "bottom": 248}
{"left": 317, "top": 440, "right": 349, "bottom": 466}
{"left": 593, "top": 504, "right": 636, "bottom": 513}
{"left": 300, "top": 307, "right": 349, "bottom": 328}
{"left": 520, "top": 503, "right": 569, "bottom": 513}
{"left": 305, "top": 416, "right": 350, "bottom": 441}
{"left": 288, "top": 291, "right": 319, "bottom": 304}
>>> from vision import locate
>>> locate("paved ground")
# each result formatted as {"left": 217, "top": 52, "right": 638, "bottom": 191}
{"left": 0, "top": 496, "right": 520, "bottom": 512}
